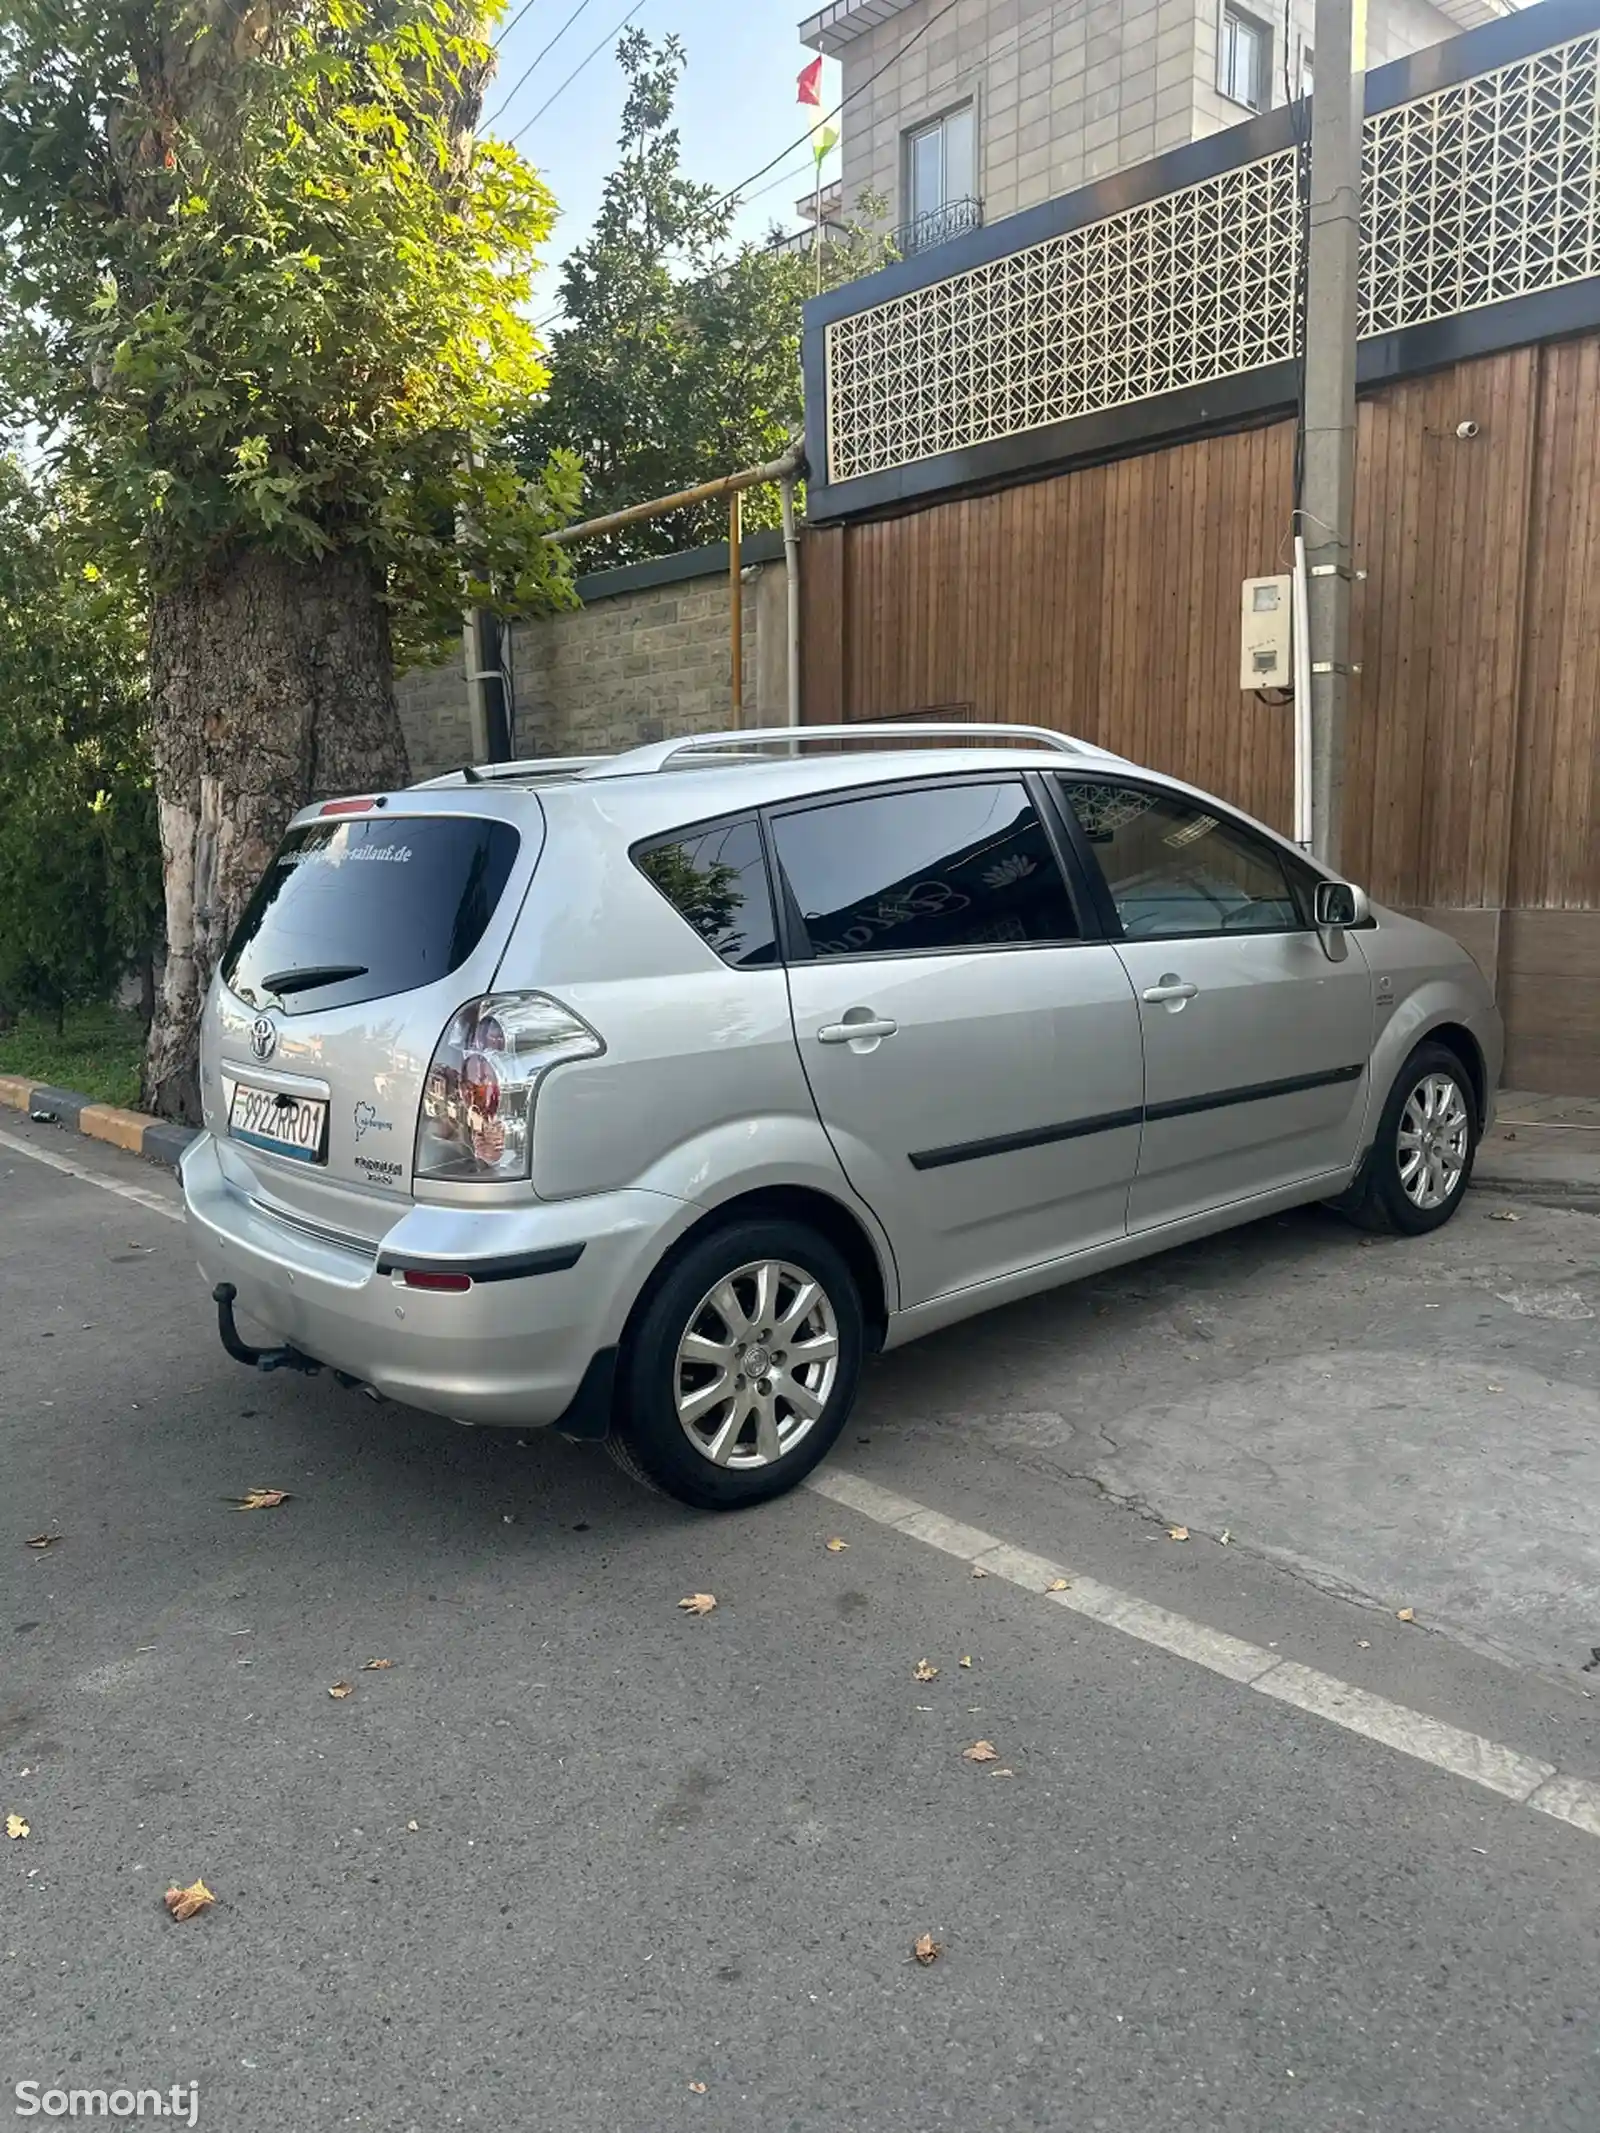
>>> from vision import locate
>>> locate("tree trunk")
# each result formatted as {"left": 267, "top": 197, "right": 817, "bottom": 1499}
{"left": 141, "top": 549, "right": 411, "bottom": 1123}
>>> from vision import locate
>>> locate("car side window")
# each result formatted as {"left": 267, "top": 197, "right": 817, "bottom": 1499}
{"left": 635, "top": 816, "right": 779, "bottom": 968}
{"left": 771, "top": 779, "right": 1081, "bottom": 961}
{"left": 1060, "top": 778, "right": 1307, "bottom": 939}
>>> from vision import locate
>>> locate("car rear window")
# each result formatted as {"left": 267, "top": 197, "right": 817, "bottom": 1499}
{"left": 222, "top": 815, "right": 521, "bottom": 1015}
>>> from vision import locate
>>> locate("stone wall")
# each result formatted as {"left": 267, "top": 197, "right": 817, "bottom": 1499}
{"left": 397, "top": 531, "right": 787, "bottom": 781}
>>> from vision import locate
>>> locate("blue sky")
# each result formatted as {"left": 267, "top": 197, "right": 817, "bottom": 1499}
{"left": 483, "top": 0, "right": 843, "bottom": 309}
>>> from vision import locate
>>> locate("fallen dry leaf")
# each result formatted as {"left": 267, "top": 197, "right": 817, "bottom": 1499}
{"left": 1487, "top": 1209, "right": 1520, "bottom": 1222}
{"left": 959, "top": 1655, "right": 973, "bottom": 1669}
{"left": 1396, "top": 1607, "right": 1416, "bottom": 1623}
{"left": 824, "top": 1538, "right": 849, "bottom": 1553}
{"left": 1047, "top": 1577, "right": 1071, "bottom": 1593}
{"left": 163, "top": 1879, "right": 216, "bottom": 1922}
{"left": 328, "top": 1681, "right": 353, "bottom": 1699}
{"left": 962, "top": 1740, "right": 1000, "bottom": 1763}
{"left": 5, "top": 1813, "right": 29, "bottom": 1840}
{"left": 1168, "top": 1526, "right": 1190, "bottom": 1543}
{"left": 970, "top": 1566, "right": 988, "bottom": 1579}
{"left": 913, "top": 1660, "right": 939, "bottom": 1683}
{"left": 678, "top": 1593, "right": 717, "bottom": 1617}
{"left": 688, "top": 2082, "right": 708, "bottom": 2094}
{"left": 24, "top": 1533, "right": 61, "bottom": 1551}
{"left": 361, "top": 1658, "right": 396, "bottom": 1671}
{"left": 911, "top": 1933, "right": 943, "bottom": 1966}
{"left": 231, "top": 1489, "right": 291, "bottom": 1512}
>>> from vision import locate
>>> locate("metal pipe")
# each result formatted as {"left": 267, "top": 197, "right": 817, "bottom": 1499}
{"left": 549, "top": 448, "right": 801, "bottom": 548}
{"left": 780, "top": 474, "right": 801, "bottom": 728}
{"left": 729, "top": 490, "right": 744, "bottom": 723}
{"left": 1292, "top": 534, "right": 1314, "bottom": 850}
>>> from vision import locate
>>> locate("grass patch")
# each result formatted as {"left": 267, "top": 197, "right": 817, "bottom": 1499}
{"left": 0, "top": 1002, "right": 145, "bottom": 1110}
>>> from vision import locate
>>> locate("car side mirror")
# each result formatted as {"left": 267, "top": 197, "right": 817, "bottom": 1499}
{"left": 1314, "top": 880, "right": 1369, "bottom": 928}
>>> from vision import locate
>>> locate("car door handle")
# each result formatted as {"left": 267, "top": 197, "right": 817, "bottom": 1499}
{"left": 818, "top": 1017, "right": 899, "bottom": 1045}
{"left": 1141, "top": 978, "right": 1199, "bottom": 1005}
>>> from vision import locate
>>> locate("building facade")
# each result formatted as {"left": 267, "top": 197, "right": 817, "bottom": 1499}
{"left": 801, "top": 0, "right": 1510, "bottom": 252}
{"left": 796, "top": 1, "right": 1600, "bottom": 1092}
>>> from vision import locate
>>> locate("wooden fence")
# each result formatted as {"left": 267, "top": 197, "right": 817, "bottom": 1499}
{"left": 801, "top": 334, "right": 1600, "bottom": 1093}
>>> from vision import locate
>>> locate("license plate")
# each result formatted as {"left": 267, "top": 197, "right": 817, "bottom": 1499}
{"left": 228, "top": 1084, "right": 328, "bottom": 1164}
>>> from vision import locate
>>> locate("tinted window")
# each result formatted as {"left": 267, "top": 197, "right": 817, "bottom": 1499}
{"left": 635, "top": 817, "right": 778, "bottom": 968}
{"left": 1061, "top": 778, "right": 1305, "bottom": 938}
{"left": 223, "top": 815, "right": 520, "bottom": 1015}
{"left": 773, "top": 781, "right": 1079, "bottom": 960}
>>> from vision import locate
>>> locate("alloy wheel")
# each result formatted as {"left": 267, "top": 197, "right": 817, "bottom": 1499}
{"left": 1397, "top": 1072, "right": 1471, "bottom": 1210}
{"left": 673, "top": 1259, "right": 841, "bottom": 1469}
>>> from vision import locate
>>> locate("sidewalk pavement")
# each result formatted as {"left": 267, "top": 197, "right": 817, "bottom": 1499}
{"left": 0, "top": 1071, "right": 196, "bottom": 1170}
{"left": 1478, "top": 1089, "right": 1600, "bottom": 1201}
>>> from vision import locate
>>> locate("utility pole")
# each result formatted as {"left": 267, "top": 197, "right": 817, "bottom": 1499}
{"left": 1302, "top": 0, "right": 1367, "bottom": 868}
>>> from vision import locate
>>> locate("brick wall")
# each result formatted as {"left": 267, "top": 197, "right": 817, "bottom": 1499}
{"left": 397, "top": 535, "right": 784, "bottom": 781}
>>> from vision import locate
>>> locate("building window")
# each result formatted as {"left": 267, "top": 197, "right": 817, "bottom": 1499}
{"left": 905, "top": 101, "right": 976, "bottom": 225}
{"left": 1219, "top": 5, "right": 1271, "bottom": 112}
{"left": 1300, "top": 44, "right": 1314, "bottom": 96}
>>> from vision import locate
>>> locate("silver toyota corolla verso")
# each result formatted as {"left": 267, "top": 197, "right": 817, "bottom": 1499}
{"left": 182, "top": 723, "right": 1502, "bottom": 1509}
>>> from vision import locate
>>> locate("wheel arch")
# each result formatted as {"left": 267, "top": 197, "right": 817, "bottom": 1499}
{"left": 617, "top": 1185, "right": 893, "bottom": 1367}
{"left": 1420, "top": 1020, "right": 1489, "bottom": 1130}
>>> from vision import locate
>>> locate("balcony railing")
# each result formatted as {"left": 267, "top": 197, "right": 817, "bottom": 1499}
{"left": 890, "top": 196, "right": 984, "bottom": 260}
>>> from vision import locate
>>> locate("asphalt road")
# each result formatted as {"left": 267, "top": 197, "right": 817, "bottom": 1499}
{"left": 4, "top": 1113, "right": 1599, "bottom": 2133}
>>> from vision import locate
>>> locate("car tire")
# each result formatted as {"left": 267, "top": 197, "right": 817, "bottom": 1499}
{"left": 606, "top": 1219, "right": 865, "bottom": 1510}
{"left": 1338, "top": 1041, "right": 1479, "bottom": 1237}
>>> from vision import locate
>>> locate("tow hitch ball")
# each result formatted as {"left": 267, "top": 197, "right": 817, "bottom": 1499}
{"left": 212, "top": 1282, "right": 322, "bottom": 1377}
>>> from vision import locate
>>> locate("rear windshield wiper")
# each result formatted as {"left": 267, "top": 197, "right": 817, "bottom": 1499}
{"left": 260, "top": 964, "right": 370, "bottom": 995}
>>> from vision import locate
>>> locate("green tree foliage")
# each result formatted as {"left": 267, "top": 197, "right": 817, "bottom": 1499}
{"left": 513, "top": 32, "right": 888, "bottom": 564}
{"left": 0, "top": 464, "right": 161, "bottom": 1032}
{"left": 0, "top": 0, "right": 585, "bottom": 1114}
{"left": 0, "top": 0, "right": 580, "bottom": 655}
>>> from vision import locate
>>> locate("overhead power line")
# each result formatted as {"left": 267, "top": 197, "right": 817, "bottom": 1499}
{"left": 482, "top": 0, "right": 604, "bottom": 130}
{"left": 494, "top": 0, "right": 541, "bottom": 48}
{"left": 504, "top": 0, "right": 647, "bottom": 147}
{"left": 526, "top": 0, "right": 1089, "bottom": 335}
{"left": 705, "top": 0, "right": 966, "bottom": 216}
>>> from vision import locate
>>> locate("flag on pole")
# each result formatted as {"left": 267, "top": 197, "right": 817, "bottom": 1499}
{"left": 810, "top": 118, "right": 840, "bottom": 166}
{"left": 797, "top": 55, "right": 823, "bottom": 106}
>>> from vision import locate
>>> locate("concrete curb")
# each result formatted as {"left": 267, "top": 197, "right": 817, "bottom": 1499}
{"left": 0, "top": 1073, "right": 198, "bottom": 1173}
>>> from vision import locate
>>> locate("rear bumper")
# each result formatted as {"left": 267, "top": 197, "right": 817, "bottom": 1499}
{"left": 180, "top": 1133, "right": 684, "bottom": 1428}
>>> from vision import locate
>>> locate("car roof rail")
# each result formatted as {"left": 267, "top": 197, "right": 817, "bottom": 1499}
{"left": 579, "top": 722, "right": 1122, "bottom": 779}
{"left": 411, "top": 755, "right": 616, "bottom": 789}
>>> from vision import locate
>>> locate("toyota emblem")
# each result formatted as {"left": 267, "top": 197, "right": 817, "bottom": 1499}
{"left": 249, "top": 1015, "right": 278, "bottom": 1062}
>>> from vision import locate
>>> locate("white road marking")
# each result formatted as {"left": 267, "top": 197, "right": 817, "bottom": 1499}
{"left": 805, "top": 1465, "right": 1600, "bottom": 1841}
{"left": 0, "top": 1125, "right": 183, "bottom": 1223}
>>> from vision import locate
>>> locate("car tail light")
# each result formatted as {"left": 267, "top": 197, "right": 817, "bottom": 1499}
{"left": 413, "top": 993, "right": 603, "bottom": 1183}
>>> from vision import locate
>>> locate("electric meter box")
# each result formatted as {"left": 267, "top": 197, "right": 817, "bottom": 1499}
{"left": 1240, "top": 574, "right": 1294, "bottom": 691}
